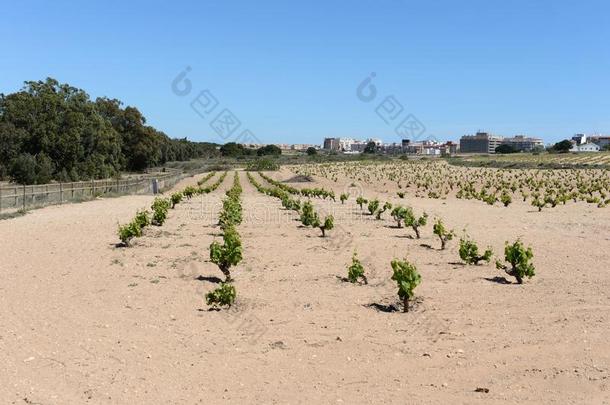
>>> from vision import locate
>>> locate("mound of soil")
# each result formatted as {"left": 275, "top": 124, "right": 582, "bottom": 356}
{"left": 284, "top": 175, "right": 313, "bottom": 183}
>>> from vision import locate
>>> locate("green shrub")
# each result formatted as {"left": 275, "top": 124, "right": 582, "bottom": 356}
{"left": 300, "top": 200, "right": 319, "bottom": 227}
{"left": 347, "top": 252, "right": 367, "bottom": 284}
{"left": 367, "top": 199, "right": 380, "bottom": 215}
{"left": 246, "top": 158, "right": 279, "bottom": 171}
{"left": 134, "top": 210, "right": 151, "bottom": 229}
{"left": 151, "top": 197, "right": 170, "bottom": 225}
{"left": 432, "top": 218, "right": 455, "bottom": 250}
{"left": 206, "top": 282, "right": 236, "bottom": 308}
{"left": 458, "top": 234, "right": 493, "bottom": 265}
{"left": 391, "top": 206, "right": 408, "bottom": 228}
{"left": 356, "top": 196, "right": 368, "bottom": 210}
{"left": 531, "top": 197, "right": 546, "bottom": 211}
{"left": 209, "top": 225, "right": 243, "bottom": 282}
{"left": 403, "top": 207, "right": 428, "bottom": 239}
{"left": 496, "top": 239, "right": 535, "bottom": 284}
{"left": 391, "top": 258, "right": 421, "bottom": 313}
{"left": 375, "top": 202, "right": 392, "bottom": 220}
{"left": 117, "top": 221, "right": 142, "bottom": 247}
{"left": 314, "top": 215, "right": 334, "bottom": 237}
{"left": 340, "top": 193, "right": 349, "bottom": 204}
{"left": 500, "top": 191, "right": 512, "bottom": 207}
{"left": 183, "top": 186, "right": 197, "bottom": 199}
{"left": 170, "top": 192, "right": 183, "bottom": 208}
{"left": 219, "top": 197, "right": 243, "bottom": 229}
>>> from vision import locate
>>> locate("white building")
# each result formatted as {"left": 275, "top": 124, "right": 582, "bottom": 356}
{"left": 570, "top": 143, "right": 600, "bottom": 152}
{"left": 338, "top": 137, "right": 355, "bottom": 151}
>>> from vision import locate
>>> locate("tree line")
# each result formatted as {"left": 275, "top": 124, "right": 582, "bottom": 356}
{"left": 0, "top": 77, "right": 220, "bottom": 184}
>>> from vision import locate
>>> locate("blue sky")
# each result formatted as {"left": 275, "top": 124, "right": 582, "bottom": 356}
{"left": 1, "top": 0, "right": 609, "bottom": 145}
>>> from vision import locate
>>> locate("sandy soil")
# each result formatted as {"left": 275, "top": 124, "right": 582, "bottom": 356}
{"left": 1, "top": 168, "right": 609, "bottom": 404}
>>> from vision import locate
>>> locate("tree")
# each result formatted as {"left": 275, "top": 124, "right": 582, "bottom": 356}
{"left": 495, "top": 144, "right": 517, "bottom": 154}
{"left": 257, "top": 144, "right": 281, "bottom": 156}
{"left": 391, "top": 258, "right": 421, "bottom": 313}
{"left": 0, "top": 78, "right": 218, "bottom": 184}
{"left": 9, "top": 154, "right": 37, "bottom": 184}
{"left": 0, "top": 122, "right": 26, "bottom": 180}
{"left": 496, "top": 239, "right": 535, "bottom": 284}
{"left": 363, "top": 141, "right": 377, "bottom": 154}
{"left": 550, "top": 140, "right": 573, "bottom": 153}
{"left": 306, "top": 147, "right": 317, "bottom": 156}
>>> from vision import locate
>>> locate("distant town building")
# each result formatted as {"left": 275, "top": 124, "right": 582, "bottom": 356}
{"left": 501, "top": 135, "right": 543, "bottom": 152}
{"left": 459, "top": 132, "right": 503, "bottom": 154}
{"left": 588, "top": 135, "right": 610, "bottom": 149}
{"left": 440, "top": 141, "right": 458, "bottom": 156}
{"left": 291, "top": 144, "right": 319, "bottom": 151}
{"left": 322, "top": 137, "right": 341, "bottom": 151}
{"left": 572, "top": 133, "right": 587, "bottom": 145}
{"left": 570, "top": 142, "right": 601, "bottom": 153}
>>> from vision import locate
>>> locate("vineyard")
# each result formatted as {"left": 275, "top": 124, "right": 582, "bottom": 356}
{"left": 292, "top": 160, "right": 610, "bottom": 209}
{"left": 1, "top": 164, "right": 609, "bottom": 404}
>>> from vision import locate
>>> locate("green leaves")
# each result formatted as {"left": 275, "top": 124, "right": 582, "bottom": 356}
{"left": 151, "top": 197, "right": 170, "bottom": 226}
{"left": 170, "top": 192, "right": 183, "bottom": 208}
{"left": 356, "top": 196, "right": 368, "bottom": 209}
{"left": 300, "top": 200, "right": 318, "bottom": 227}
{"left": 459, "top": 234, "right": 493, "bottom": 265}
{"left": 391, "top": 258, "right": 421, "bottom": 312}
{"left": 375, "top": 201, "right": 392, "bottom": 220}
{"left": 206, "top": 283, "right": 236, "bottom": 308}
{"left": 347, "top": 252, "right": 367, "bottom": 284}
{"left": 210, "top": 172, "right": 243, "bottom": 282}
{"left": 496, "top": 239, "right": 535, "bottom": 284}
{"left": 432, "top": 218, "right": 455, "bottom": 250}
{"left": 0, "top": 78, "right": 219, "bottom": 184}
{"left": 367, "top": 199, "right": 379, "bottom": 215}
{"left": 117, "top": 209, "right": 150, "bottom": 246}
{"left": 391, "top": 206, "right": 408, "bottom": 228}
{"left": 117, "top": 221, "right": 142, "bottom": 246}
{"left": 402, "top": 207, "right": 428, "bottom": 239}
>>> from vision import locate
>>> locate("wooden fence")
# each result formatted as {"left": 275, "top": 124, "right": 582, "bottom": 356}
{"left": 0, "top": 171, "right": 183, "bottom": 214}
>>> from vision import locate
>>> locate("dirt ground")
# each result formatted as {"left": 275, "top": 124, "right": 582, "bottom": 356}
{"left": 1, "top": 168, "right": 609, "bottom": 404}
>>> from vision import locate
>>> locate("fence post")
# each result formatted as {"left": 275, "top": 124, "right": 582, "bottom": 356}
{"left": 22, "top": 184, "right": 26, "bottom": 211}
{"left": 92, "top": 180, "right": 95, "bottom": 197}
{"left": 60, "top": 182, "right": 63, "bottom": 203}
{"left": 0, "top": 186, "right": 2, "bottom": 213}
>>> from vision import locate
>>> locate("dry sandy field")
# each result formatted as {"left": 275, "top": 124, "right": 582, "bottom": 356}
{"left": 1, "top": 167, "right": 609, "bottom": 404}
